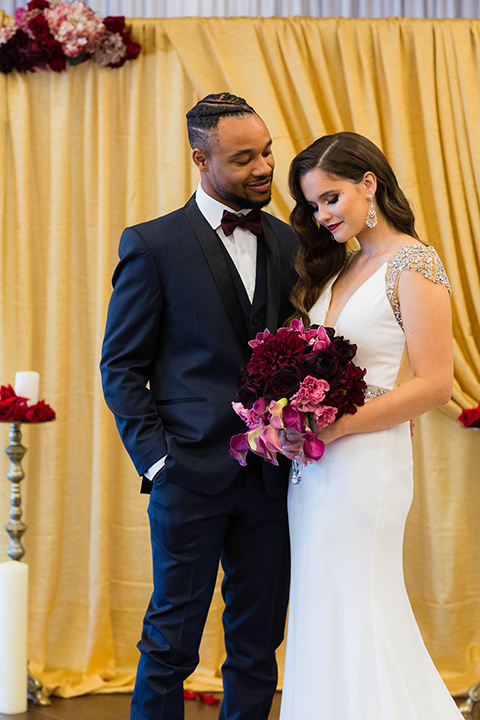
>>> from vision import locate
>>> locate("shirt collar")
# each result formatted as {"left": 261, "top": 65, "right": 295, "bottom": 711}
{"left": 195, "top": 183, "right": 251, "bottom": 231}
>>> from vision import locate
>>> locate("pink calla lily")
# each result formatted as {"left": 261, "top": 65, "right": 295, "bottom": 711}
{"left": 303, "top": 431, "right": 326, "bottom": 461}
{"left": 282, "top": 404, "right": 303, "bottom": 430}
{"left": 251, "top": 429, "right": 279, "bottom": 465}
{"left": 229, "top": 433, "right": 250, "bottom": 465}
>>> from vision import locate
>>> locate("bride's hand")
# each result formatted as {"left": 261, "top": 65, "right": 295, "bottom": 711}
{"left": 314, "top": 415, "right": 348, "bottom": 445}
{"left": 279, "top": 427, "right": 304, "bottom": 460}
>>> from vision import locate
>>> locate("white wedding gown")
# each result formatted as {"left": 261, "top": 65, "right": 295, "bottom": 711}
{"left": 280, "top": 244, "right": 462, "bottom": 720}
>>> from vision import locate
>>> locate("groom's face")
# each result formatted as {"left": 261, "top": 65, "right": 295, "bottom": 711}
{"left": 194, "top": 113, "right": 275, "bottom": 211}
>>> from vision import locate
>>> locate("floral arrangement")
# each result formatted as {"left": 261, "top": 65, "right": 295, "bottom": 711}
{"left": 0, "top": 384, "right": 55, "bottom": 422}
{"left": 229, "top": 319, "right": 367, "bottom": 468}
{"left": 0, "top": 0, "right": 140, "bottom": 74}
{"left": 458, "top": 401, "right": 480, "bottom": 429}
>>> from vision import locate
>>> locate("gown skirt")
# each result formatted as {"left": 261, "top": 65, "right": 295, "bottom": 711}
{"left": 279, "top": 246, "right": 462, "bottom": 719}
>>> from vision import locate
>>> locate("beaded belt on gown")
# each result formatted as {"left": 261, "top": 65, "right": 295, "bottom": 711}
{"left": 364, "top": 384, "right": 390, "bottom": 401}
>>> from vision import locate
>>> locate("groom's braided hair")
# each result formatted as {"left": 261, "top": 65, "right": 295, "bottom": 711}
{"left": 186, "top": 93, "right": 257, "bottom": 152}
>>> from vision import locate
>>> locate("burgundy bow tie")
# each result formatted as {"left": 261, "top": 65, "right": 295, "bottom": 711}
{"left": 220, "top": 209, "right": 263, "bottom": 237}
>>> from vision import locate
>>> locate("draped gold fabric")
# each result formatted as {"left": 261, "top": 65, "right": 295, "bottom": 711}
{"left": 0, "top": 15, "right": 479, "bottom": 698}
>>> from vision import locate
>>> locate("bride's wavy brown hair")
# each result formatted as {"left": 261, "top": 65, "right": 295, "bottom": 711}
{"left": 288, "top": 132, "right": 420, "bottom": 325}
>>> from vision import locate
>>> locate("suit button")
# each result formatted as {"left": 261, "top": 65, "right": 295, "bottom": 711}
{"left": 252, "top": 317, "right": 259, "bottom": 325}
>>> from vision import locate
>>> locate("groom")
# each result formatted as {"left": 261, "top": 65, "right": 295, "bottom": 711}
{"left": 100, "top": 93, "right": 297, "bottom": 720}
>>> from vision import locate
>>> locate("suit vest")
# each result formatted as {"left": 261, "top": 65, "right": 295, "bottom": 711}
{"left": 216, "top": 233, "right": 268, "bottom": 341}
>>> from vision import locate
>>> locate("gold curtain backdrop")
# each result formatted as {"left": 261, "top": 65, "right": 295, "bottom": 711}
{"left": 0, "top": 15, "right": 479, "bottom": 698}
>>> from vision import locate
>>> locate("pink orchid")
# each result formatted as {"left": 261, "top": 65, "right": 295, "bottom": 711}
{"left": 309, "top": 326, "right": 331, "bottom": 352}
{"left": 248, "top": 328, "right": 272, "bottom": 349}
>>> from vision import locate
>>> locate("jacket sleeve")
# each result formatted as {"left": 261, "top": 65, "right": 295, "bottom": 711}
{"left": 100, "top": 226, "right": 167, "bottom": 476}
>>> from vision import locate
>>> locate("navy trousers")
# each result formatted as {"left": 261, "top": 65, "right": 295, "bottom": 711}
{"left": 130, "top": 462, "right": 290, "bottom": 720}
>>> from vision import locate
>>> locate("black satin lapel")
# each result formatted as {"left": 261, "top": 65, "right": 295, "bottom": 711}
{"left": 184, "top": 198, "right": 249, "bottom": 344}
{"left": 261, "top": 215, "right": 282, "bottom": 331}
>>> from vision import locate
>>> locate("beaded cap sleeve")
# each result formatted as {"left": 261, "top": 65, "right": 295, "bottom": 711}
{"left": 385, "top": 244, "right": 452, "bottom": 329}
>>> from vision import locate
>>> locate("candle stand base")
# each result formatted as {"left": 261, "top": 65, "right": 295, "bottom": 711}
{"left": 458, "top": 679, "right": 480, "bottom": 717}
{"left": 3, "top": 421, "right": 52, "bottom": 708}
{"left": 27, "top": 667, "right": 51, "bottom": 707}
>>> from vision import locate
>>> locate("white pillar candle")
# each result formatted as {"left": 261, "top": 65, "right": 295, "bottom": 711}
{"left": 0, "top": 561, "right": 28, "bottom": 714}
{"left": 14, "top": 372, "right": 39, "bottom": 405}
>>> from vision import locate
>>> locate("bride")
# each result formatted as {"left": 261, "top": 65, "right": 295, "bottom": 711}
{"left": 279, "top": 132, "right": 462, "bottom": 719}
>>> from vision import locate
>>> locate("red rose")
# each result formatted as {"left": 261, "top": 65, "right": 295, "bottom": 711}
{"left": 124, "top": 35, "right": 141, "bottom": 60}
{"left": 331, "top": 334, "right": 358, "bottom": 365}
{"left": 48, "top": 51, "right": 66, "bottom": 72}
{"left": 458, "top": 404, "right": 480, "bottom": 428}
{"left": 27, "top": 15, "right": 50, "bottom": 40}
{"left": 236, "top": 372, "right": 263, "bottom": 409}
{"left": 0, "top": 396, "right": 27, "bottom": 421}
{"left": 264, "top": 366, "right": 301, "bottom": 401}
{"left": 27, "top": 0, "right": 49, "bottom": 10}
{"left": 103, "top": 16, "right": 125, "bottom": 34}
{"left": 23, "top": 400, "right": 55, "bottom": 423}
{"left": 0, "top": 384, "right": 16, "bottom": 401}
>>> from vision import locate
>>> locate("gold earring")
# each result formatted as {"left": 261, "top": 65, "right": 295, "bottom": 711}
{"left": 365, "top": 193, "right": 377, "bottom": 228}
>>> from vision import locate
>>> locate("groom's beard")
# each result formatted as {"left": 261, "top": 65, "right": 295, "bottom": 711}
{"left": 213, "top": 173, "right": 274, "bottom": 210}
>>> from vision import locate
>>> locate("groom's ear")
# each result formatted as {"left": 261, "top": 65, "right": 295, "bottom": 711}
{"left": 192, "top": 148, "right": 208, "bottom": 171}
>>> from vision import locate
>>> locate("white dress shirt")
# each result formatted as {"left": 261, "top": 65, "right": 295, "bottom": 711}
{"left": 145, "top": 184, "right": 259, "bottom": 480}
{"left": 195, "top": 182, "right": 258, "bottom": 301}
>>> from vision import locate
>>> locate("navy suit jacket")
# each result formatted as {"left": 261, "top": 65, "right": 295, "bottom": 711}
{"left": 100, "top": 196, "right": 297, "bottom": 496}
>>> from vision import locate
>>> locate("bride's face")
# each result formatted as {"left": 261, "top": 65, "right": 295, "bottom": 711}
{"left": 299, "top": 168, "right": 374, "bottom": 243}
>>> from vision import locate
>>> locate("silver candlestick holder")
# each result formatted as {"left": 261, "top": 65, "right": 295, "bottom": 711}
{"left": 3, "top": 420, "right": 51, "bottom": 707}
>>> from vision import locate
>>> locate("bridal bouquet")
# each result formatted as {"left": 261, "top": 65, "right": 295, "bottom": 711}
{"left": 229, "top": 319, "right": 366, "bottom": 469}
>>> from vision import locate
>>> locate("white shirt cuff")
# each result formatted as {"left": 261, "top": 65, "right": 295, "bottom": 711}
{"left": 144, "top": 455, "right": 167, "bottom": 480}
